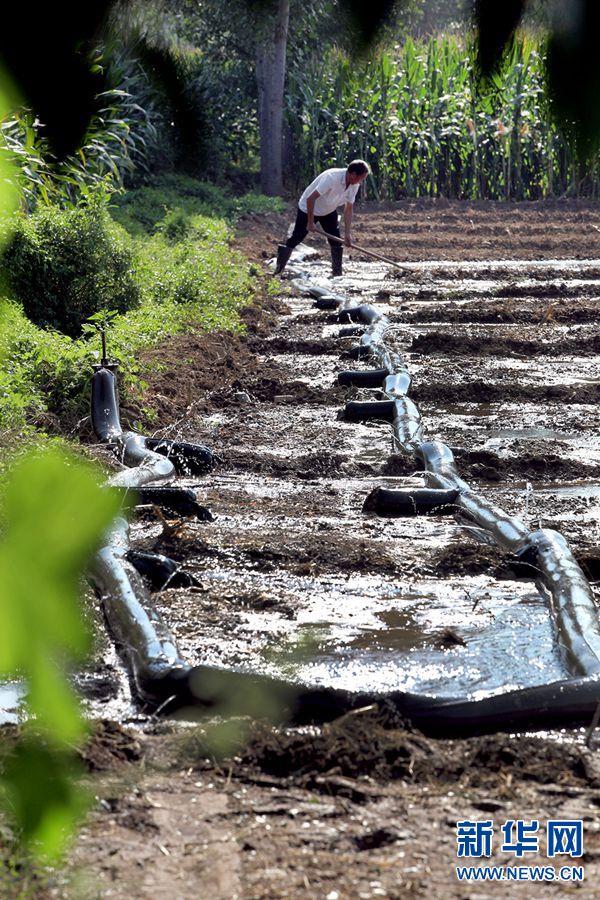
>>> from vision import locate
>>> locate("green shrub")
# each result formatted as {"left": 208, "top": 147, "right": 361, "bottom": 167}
{"left": 0, "top": 300, "right": 95, "bottom": 437}
{"left": 1, "top": 198, "right": 140, "bottom": 338}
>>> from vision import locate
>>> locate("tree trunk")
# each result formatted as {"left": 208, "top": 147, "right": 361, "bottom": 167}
{"left": 255, "top": 0, "right": 290, "bottom": 196}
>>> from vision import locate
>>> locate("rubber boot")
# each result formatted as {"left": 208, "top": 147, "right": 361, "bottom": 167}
{"left": 274, "top": 244, "right": 293, "bottom": 275}
{"left": 331, "top": 243, "right": 343, "bottom": 277}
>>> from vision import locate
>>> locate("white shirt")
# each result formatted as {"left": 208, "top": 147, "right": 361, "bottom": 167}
{"left": 298, "top": 168, "right": 360, "bottom": 216}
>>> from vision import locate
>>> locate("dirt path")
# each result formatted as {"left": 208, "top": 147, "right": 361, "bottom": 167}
{"left": 66, "top": 200, "right": 600, "bottom": 898}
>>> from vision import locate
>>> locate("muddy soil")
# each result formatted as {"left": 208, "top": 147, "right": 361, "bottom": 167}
{"left": 57, "top": 199, "right": 600, "bottom": 898}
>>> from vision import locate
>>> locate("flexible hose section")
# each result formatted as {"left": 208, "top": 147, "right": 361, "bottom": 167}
{"left": 90, "top": 365, "right": 210, "bottom": 701}
{"left": 334, "top": 297, "right": 600, "bottom": 682}
{"left": 88, "top": 517, "right": 191, "bottom": 701}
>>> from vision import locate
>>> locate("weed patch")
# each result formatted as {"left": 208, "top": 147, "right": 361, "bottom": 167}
{"left": 111, "top": 173, "right": 285, "bottom": 237}
{"left": 0, "top": 175, "right": 274, "bottom": 444}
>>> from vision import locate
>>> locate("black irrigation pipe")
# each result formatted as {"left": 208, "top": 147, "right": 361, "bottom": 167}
{"left": 144, "top": 438, "right": 215, "bottom": 476}
{"left": 134, "top": 486, "right": 213, "bottom": 521}
{"left": 126, "top": 550, "right": 199, "bottom": 591}
{"left": 523, "top": 529, "right": 600, "bottom": 676}
{"left": 88, "top": 516, "right": 192, "bottom": 701}
{"left": 83, "top": 262, "right": 600, "bottom": 736}
{"left": 323, "top": 286, "right": 600, "bottom": 681}
{"left": 363, "top": 486, "right": 460, "bottom": 517}
{"left": 297, "top": 268, "right": 600, "bottom": 695}
{"left": 85, "top": 521, "right": 600, "bottom": 733}
{"left": 70, "top": 639, "right": 600, "bottom": 739}
{"left": 381, "top": 674, "right": 600, "bottom": 738}
{"left": 89, "top": 360, "right": 216, "bottom": 702}
{"left": 338, "top": 368, "right": 389, "bottom": 387}
{"left": 92, "top": 365, "right": 216, "bottom": 481}
{"left": 416, "top": 440, "right": 530, "bottom": 555}
{"left": 337, "top": 315, "right": 422, "bottom": 452}
{"left": 414, "top": 441, "right": 600, "bottom": 675}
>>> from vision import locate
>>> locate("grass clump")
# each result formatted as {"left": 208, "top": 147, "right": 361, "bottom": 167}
{"left": 0, "top": 301, "right": 92, "bottom": 440}
{"left": 137, "top": 229, "right": 249, "bottom": 313}
{"left": 0, "top": 834, "right": 55, "bottom": 899}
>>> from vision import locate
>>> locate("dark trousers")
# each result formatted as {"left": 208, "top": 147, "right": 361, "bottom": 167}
{"left": 285, "top": 208, "right": 340, "bottom": 248}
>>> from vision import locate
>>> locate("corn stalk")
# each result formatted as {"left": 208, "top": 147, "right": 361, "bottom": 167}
{"left": 286, "top": 35, "right": 600, "bottom": 200}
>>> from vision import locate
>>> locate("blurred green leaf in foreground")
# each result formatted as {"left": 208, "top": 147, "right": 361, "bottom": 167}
{"left": 0, "top": 71, "right": 22, "bottom": 235}
{"left": 0, "top": 449, "right": 120, "bottom": 857}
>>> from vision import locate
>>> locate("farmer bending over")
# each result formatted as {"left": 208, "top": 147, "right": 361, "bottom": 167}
{"left": 274, "top": 159, "right": 370, "bottom": 277}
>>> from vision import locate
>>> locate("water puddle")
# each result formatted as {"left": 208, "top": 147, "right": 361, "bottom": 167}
{"left": 0, "top": 682, "right": 27, "bottom": 725}
{"left": 155, "top": 565, "right": 566, "bottom": 699}
{"left": 389, "top": 258, "right": 600, "bottom": 276}
{"left": 415, "top": 402, "right": 600, "bottom": 466}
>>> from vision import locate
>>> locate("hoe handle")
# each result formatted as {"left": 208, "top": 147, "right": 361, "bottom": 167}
{"left": 315, "top": 227, "right": 406, "bottom": 272}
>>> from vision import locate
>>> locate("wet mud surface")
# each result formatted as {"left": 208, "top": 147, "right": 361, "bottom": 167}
{"left": 66, "top": 200, "right": 600, "bottom": 897}
{"left": 119, "top": 257, "right": 600, "bottom": 701}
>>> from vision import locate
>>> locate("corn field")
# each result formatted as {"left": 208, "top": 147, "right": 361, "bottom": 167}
{"left": 286, "top": 36, "right": 600, "bottom": 201}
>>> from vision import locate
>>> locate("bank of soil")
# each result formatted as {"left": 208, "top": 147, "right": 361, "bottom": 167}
{"left": 62, "top": 199, "right": 600, "bottom": 898}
